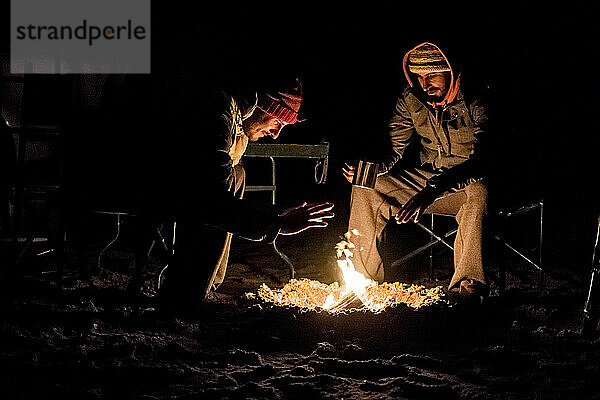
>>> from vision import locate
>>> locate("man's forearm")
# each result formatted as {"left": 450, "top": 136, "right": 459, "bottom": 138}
{"left": 204, "top": 196, "right": 280, "bottom": 242}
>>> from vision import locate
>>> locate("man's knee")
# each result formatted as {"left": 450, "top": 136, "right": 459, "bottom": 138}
{"left": 465, "top": 181, "right": 488, "bottom": 214}
{"left": 351, "top": 185, "right": 373, "bottom": 204}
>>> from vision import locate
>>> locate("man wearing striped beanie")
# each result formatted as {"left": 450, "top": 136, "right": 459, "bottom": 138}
{"left": 159, "top": 79, "right": 334, "bottom": 313}
{"left": 405, "top": 42, "right": 459, "bottom": 107}
{"left": 242, "top": 82, "right": 303, "bottom": 141}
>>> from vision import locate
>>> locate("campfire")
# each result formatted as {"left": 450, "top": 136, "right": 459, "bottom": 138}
{"left": 247, "top": 230, "right": 445, "bottom": 313}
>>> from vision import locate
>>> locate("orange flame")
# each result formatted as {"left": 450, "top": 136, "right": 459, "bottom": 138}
{"left": 324, "top": 230, "right": 387, "bottom": 312}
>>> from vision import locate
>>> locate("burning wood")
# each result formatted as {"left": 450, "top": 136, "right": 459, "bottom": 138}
{"left": 248, "top": 230, "right": 445, "bottom": 313}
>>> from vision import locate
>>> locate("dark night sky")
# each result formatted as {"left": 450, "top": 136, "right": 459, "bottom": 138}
{"left": 174, "top": 4, "right": 600, "bottom": 264}
{"left": 2, "top": 2, "right": 600, "bottom": 267}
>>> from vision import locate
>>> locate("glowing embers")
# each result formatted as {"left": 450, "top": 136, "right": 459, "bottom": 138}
{"left": 252, "top": 279, "right": 444, "bottom": 314}
{"left": 248, "top": 230, "right": 445, "bottom": 314}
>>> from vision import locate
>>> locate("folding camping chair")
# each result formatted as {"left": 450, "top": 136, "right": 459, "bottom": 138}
{"left": 394, "top": 199, "right": 544, "bottom": 292}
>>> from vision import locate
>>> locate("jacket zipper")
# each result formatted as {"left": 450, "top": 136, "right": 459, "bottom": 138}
{"left": 432, "top": 108, "right": 445, "bottom": 163}
{"left": 441, "top": 106, "right": 451, "bottom": 155}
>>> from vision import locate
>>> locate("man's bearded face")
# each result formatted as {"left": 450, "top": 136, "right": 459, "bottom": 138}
{"left": 417, "top": 72, "right": 451, "bottom": 102}
{"left": 242, "top": 107, "right": 287, "bottom": 142}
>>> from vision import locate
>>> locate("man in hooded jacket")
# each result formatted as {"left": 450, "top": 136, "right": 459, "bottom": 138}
{"left": 343, "top": 42, "right": 490, "bottom": 300}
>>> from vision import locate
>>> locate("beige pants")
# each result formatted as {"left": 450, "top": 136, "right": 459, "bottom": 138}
{"left": 348, "top": 168, "right": 487, "bottom": 289}
{"left": 206, "top": 165, "right": 246, "bottom": 292}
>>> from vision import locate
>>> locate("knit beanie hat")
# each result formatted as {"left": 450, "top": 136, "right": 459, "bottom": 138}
{"left": 407, "top": 43, "right": 451, "bottom": 75}
{"left": 256, "top": 80, "right": 302, "bottom": 125}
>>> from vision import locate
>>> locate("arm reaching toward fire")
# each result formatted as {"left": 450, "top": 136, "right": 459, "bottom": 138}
{"left": 278, "top": 202, "right": 334, "bottom": 235}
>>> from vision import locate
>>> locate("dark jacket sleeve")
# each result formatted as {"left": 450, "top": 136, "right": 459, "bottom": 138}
{"left": 180, "top": 92, "right": 280, "bottom": 242}
{"left": 376, "top": 95, "right": 416, "bottom": 174}
{"left": 427, "top": 95, "right": 490, "bottom": 193}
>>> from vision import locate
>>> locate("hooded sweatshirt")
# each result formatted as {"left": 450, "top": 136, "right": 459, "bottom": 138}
{"left": 377, "top": 42, "right": 490, "bottom": 193}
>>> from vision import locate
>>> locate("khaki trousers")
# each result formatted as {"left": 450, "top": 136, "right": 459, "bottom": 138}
{"left": 207, "top": 164, "right": 246, "bottom": 292}
{"left": 348, "top": 168, "right": 487, "bottom": 289}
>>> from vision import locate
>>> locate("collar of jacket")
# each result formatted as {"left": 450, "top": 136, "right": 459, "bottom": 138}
{"left": 228, "top": 91, "right": 258, "bottom": 121}
{"left": 242, "top": 92, "right": 258, "bottom": 121}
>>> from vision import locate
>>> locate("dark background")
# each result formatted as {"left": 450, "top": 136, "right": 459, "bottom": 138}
{"left": 4, "top": 6, "right": 600, "bottom": 399}
{"left": 2, "top": 2, "right": 600, "bottom": 270}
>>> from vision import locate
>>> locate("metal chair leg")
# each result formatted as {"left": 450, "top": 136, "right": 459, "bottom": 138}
{"left": 157, "top": 221, "right": 176, "bottom": 290}
{"left": 394, "top": 219, "right": 456, "bottom": 269}
{"left": 538, "top": 200, "right": 544, "bottom": 289}
{"left": 582, "top": 214, "right": 600, "bottom": 337}
{"left": 429, "top": 214, "right": 434, "bottom": 280}
{"left": 498, "top": 218, "right": 507, "bottom": 294}
{"left": 97, "top": 213, "right": 122, "bottom": 271}
{"left": 494, "top": 200, "right": 544, "bottom": 293}
{"left": 273, "top": 239, "right": 295, "bottom": 280}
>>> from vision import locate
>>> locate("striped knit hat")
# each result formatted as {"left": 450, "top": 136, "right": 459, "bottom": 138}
{"left": 407, "top": 42, "right": 451, "bottom": 75}
{"left": 256, "top": 80, "right": 302, "bottom": 124}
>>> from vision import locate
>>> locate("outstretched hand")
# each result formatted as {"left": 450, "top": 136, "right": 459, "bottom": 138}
{"left": 342, "top": 162, "right": 355, "bottom": 184}
{"left": 395, "top": 186, "right": 438, "bottom": 224}
{"left": 279, "top": 202, "right": 335, "bottom": 235}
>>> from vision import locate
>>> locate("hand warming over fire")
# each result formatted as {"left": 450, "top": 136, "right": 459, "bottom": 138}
{"left": 278, "top": 202, "right": 334, "bottom": 235}
{"left": 395, "top": 186, "right": 438, "bottom": 224}
{"left": 342, "top": 162, "right": 355, "bottom": 183}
